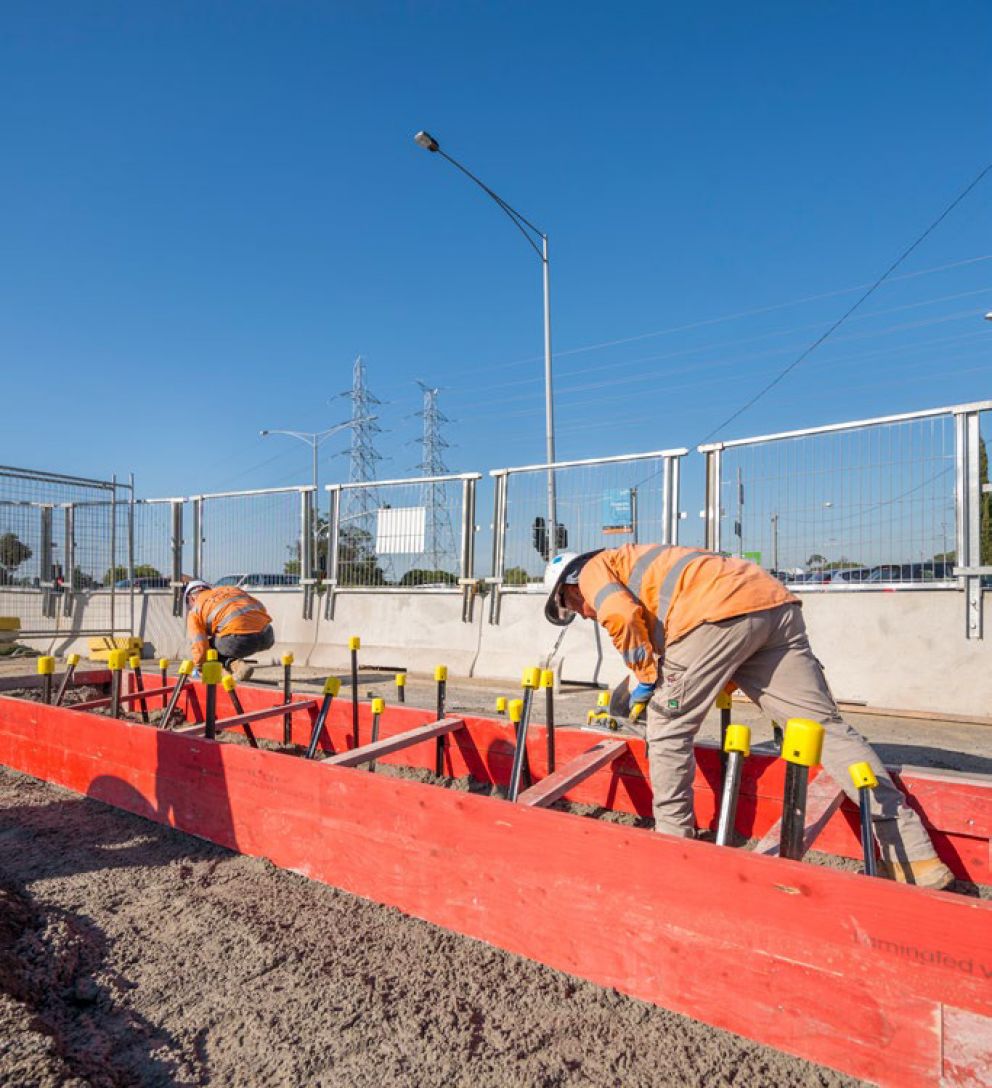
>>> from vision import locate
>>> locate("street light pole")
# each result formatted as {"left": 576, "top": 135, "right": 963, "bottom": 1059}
{"left": 414, "top": 129, "right": 557, "bottom": 557}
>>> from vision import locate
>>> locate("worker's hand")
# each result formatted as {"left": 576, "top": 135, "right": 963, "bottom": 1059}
{"left": 630, "top": 682, "right": 655, "bottom": 705}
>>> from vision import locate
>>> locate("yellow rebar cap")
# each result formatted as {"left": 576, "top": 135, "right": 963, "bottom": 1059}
{"left": 395, "top": 672, "right": 406, "bottom": 687}
{"left": 371, "top": 697, "right": 385, "bottom": 714}
{"left": 282, "top": 652, "right": 294, "bottom": 666}
{"left": 434, "top": 665, "right": 448, "bottom": 682}
{"left": 521, "top": 666, "right": 540, "bottom": 689}
{"left": 348, "top": 636, "right": 361, "bottom": 651}
{"left": 508, "top": 698, "right": 524, "bottom": 723}
{"left": 178, "top": 659, "right": 194, "bottom": 677}
{"left": 596, "top": 691, "right": 610, "bottom": 708}
{"left": 221, "top": 674, "right": 236, "bottom": 692}
{"left": 782, "top": 718, "right": 825, "bottom": 768}
{"left": 539, "top": 669, "right": 554, "bottom": 689}
{"left": 158, "top": 657, "right": 170, "bottom": 670}
{"left": 323, "top": 676, "right": 342, "bottom": 696}
{"left": 714, "top": 690, "right": 733, "bottom": 711}
{"left": 848, "top": 761, "right": 878, "bottom": 790}
{"left": 66, "top": 653, "right": 80, "bottom": 667}
{"left": 723, "top": 723, "right": 751, "bottom": 756}
{"left": 36, "top": 656, "right": 55, "bottom": 676}
{"left": 495, "top": 696, "right": 508, "bottom": 713}
{"left": 107, "top": 649, "right": 127, "bottom": 671}
{"left": 206, "top": 649, "right": 219, "bottom": 661}
{"left": 202, "top": 661, "right": 223, "bottom": 685}
{"left": 129, "top": 654, "right": 141, "bottom": 670}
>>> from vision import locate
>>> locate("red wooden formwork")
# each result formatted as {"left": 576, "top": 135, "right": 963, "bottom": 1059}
{"left": 0, "top": 683, "right": 989, "bottom": 1088}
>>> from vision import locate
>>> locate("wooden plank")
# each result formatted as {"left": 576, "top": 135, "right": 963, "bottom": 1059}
{"left": 0, "top": 669, "right": 109, "bottom": 693}
{"left": 322, "top": 717, "right": 464, "bottom": 768}
{"left": 753, "top": 770, "right": 845, "bottom": 858}
{"left": 518, "top": 739, "right": 628, "bottom": 808}
{"left": 943, "top": 1005, "right": 992, "bottom": 1086}
{"left": 71, "top": 684, "right": 175, "bottom": 711}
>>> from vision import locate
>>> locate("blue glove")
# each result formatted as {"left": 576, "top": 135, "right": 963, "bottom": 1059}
{"left": 191, "top": 667, "right": 201, "bottom": 680}
{"left": 630, "top": 682, "right": 655, "bottom": 705}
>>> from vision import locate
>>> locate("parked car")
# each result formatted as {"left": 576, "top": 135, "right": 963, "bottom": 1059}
{"left": 824, "top": 567, "right": 873, "bottom": 584}
{"left": 114, "top": 576, "right": 171, "bottom": 589}
{"left": 214, "top": 573, "right": 300, "bottom": 589}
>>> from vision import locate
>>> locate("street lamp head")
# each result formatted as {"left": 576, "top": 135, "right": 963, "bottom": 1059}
{"left": 985, "top": 311, "right": 992, "bottom": 321}
{"left": 259, "top": 430, "right": 269, "bottom": 437}
{"left": 414, "top": 130, "right": 440, "bottom": 153}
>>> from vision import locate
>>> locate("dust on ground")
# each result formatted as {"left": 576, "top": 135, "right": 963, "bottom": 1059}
{"left": 0, "top": 766, "right": 862, "bottom": 1088}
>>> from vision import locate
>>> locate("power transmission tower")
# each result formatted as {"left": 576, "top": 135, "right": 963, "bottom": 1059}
{"left": 416, "top": 382, "right": 455, "bottom": 574}
{"left": 343, "top": 356, "right": 384, "bottom": 527}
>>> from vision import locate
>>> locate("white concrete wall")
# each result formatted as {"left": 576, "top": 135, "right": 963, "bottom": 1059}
{"left": 6, "top": 586, "right": 990, "bottom": 716}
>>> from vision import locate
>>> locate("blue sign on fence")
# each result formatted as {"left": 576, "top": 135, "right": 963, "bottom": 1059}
{"left": 602, "top": 489, "right": 633, "bottom": 534}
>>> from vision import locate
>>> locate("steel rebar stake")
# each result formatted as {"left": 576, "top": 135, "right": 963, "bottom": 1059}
{"left": 282, "top": 652, "right": 294, "bottom": 745}
{"left": 221, "top": 674, "right": 257, "bottom": 747}
{"left": 848, "top": 761, "right": 879, "bottom": 877}
{"left": 202, "top": 660, "right": 222, "bottom": 740}
{"left": 368, "top": 697, "right": 384, "bottom": 772}
{"left": 434, "top": 664, "right": 448, "bottom": 776}
{"left": 507, "top": 667, "right": 540, "bottom": 802}
{"left": 716, "top": 724, "right": 751, "bottom": 846}
{"left": 54, "top": 653, "right": 79, "bottom": 707}
{"left": 540, "top": 668, "right": 556, "bottom": 774}
{"left": 129, "top": 654, "right": 149, "bottom": 723}
{"left": 306, "top": 676, "right": 341, "bottom": 759}
{"left": 162, "top": 659, "right": 194, "bottom": 729}
{"left": 349, "top": 637, "right": 360, "bottom": 745}
{"left": 779, "top": 718, "right": 825, "bottom": 861}
{"left": 108, "top": 650, "right": 125, "bottom": 719}
{"left": 495, "top": 696, "right": 507, "bottom": 717}
{"left": 715, "top": 689, "right": 732, "bottom": 791}
{"left": 395, "top": 671, "right": 406, "bottom": 704}
{"left": 37, "top": 655, "right": 55, "bottom": 705}
{"left": 159, "top": 658, "right": 170, "bottom": 710}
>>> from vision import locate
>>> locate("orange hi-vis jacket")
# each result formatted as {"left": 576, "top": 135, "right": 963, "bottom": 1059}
{"left": 577, "top": 544, "right": 797, "bottom": 686}
{"left": 186, "top": 586, "right": 272, "bottom": 666}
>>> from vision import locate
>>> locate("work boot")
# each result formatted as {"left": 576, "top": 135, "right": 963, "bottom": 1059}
{"left": 879, "top": 857, "right": 954, "bottom": 890}
{"left": 230, "top": 660, "right": 255, "bottom": 683}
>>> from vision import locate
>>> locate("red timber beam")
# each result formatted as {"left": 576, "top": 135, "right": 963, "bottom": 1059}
{"left": 754, "top": 770, "right": 846, "bottom": 858}
{"left": 322, "top": 717, "right": 464, "bottom": 768}
{"left": 518, "top": 738, "right": 628, "bottom": 808}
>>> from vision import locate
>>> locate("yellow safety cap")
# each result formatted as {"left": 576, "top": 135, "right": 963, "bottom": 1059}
{"left": 539, "top": 669, "right": 554, "bottom": 689}
{"left": 521, "top": 666, "right": 540, "bottom": 689}
{"left": 348, "top": 636, "right": 361, "bottom": 651}
{"left": 782, "top": 718, "right": 825, "bottom": 768}
{"left": 723, "top": 723, "right": 751, "bottom": 756}
{"left": 395, "top": 672, "right": 406, "bottom": 686}
{"left": 596, "top": 691, "right": 610, "bottom": 708}
{"left": 323, "top": 676, "right": 342, "bottom": 696}
{"left": 848, "top": 761, "right": 878, "bottom": 791}
{"left": 282, "top": 652, "right": 294, "bottom": 666}
{"left": 434, "top": 664, "right": 448, "bottom": 682}
{"left": 630, "top": 702, "right": 646, "bottom": 723}
{"left": 714, "top": 690, "right": 733, "bottom": 711}
{"left": 508, "top": 698, "right": 524, "bottom": 723}
{"left": 495, "top": 696, "right": 508, "bottom": 713}
{"left": 107, "top": 649, "right": 126, "bottom": 671}
{"left": 201, "top": 661, "right": 223, "bottom": 686}
{"left": 221, "top": 674, "right": 236, "bottom": 692}
{"left": 371, "top": 697, "right": 385, "bottom": 714}
{"left": 36, "top": 656, "right": 55, "bottom": 675}
{"left": 129, "top": 654, "right": 141, "bottom": 670}
{"left": 158, "top": 657, "right": 170, "bottom": 669}
{"left": 206, "top": 649, "right": 218, "bottom": 661}
{"left": 178, "top": 659, "right": 195, "bottom": 676}
{"left": 66, "top": 653, "right": 80, "bottom": 667}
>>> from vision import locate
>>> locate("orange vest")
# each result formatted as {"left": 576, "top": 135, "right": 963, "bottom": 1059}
{"left": 187, "top": 586, "right": 271, "bottom": 665}
{"left": 577, "top": 544, "right": 796, "bottom": 685}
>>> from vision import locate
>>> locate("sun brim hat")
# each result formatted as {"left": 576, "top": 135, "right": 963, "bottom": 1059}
{"left": 543, "top": 550, "right": 602, "bottom": 626}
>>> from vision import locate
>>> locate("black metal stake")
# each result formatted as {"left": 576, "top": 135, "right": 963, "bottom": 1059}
{"left": 54, "top": 654, "right": 79, "bottom": 707}
{"left": 715, "top": 725, "right": 750, "bottom": 847}
{"left": 130, "top": 656, "right": 149, "bottom": 723}
{"left": 349, "top": 637, "right": 360, "bottom": 746}
{"left": 305, "top": 677, "right": 341, "bottom": 759}
{"left": 38, "top": 656, "right": 55, "bottom": 705}
{"left": 203, "top": 662, "right": 220, "bottom": 740}
{"left": 434, "top": 665, "right": 447, "bottom": 776}
{"left": 848, "top": 762, "right": 879, "bottom": 877}
{"left": 368, "top": 697, "right": 384, "bottom": 772}
{"left": 395, "top": 672, "right": 406, "bottom": 704}
{"left": 716, "top": 690, "right": 732, "bottom": 793}
{"left": 541, "top": 669, "right": 556, "bottom": 774}
{"left": 221, "top": 675, "right": 258, "bottom": 747}
{"left": 507, "top": 681, "right": 537, "bottom": 802}
{"left": 109, "top": 652, "right": 124, "bottom": 719}
{"left": 778, "top": 718, "right": 824, "bottom": 862}
{"left": 282, "top": 652, "right": 294, "bottom": 745}
{"left": 159, "top": 658, "right": 169, "bottom": 710}
{"left": 161, "top": 661, "right": 193, "bottom": 729}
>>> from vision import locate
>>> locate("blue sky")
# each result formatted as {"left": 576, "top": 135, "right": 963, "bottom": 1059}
{"left": 2, "top": 2, "right": 990, "bottom": 502}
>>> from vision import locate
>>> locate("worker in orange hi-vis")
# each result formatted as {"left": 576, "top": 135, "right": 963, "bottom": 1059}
{"left": 543, "top": 545, "right": 952, "bottom": 890}
{"left": 182, "top": 580, "right": 275, "bottom": 683}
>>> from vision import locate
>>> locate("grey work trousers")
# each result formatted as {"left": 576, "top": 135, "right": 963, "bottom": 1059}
{"left": 644, "top": 602, "right": 935, "bottom": 863}
{"left": 212, "top": 625, "right": 275, "bottom": 669}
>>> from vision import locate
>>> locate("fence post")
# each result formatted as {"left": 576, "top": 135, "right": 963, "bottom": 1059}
{"left": 170, "top": 501, "right": 184, "bottom": 617}
{"left": 661, "top": 453, "right": 683, "bottom": 546}
{"left": 127, "top": 474, "right": 135, "bottom": 638}
{"left": 488, "top": 471, "right": 508, "bottom": 625}
{"left": 301, "top": 488, "right": 315, "bottom": 620}
{"left": 955, "top": 409, "right": 983, "bottom": 640}
{"left": 192, "top": 497, "right": 203, "bottom": 580}
{"left": 63, "top": 504, "right": 75, "bottom": 617}
{"left": 324, "top": 485, "right": 341, "bottom": 621}
{"left": 459, "top": 476, "right": 478, "bottom": 623}
{"left": 110, "top": 475, "right": 117, "bottom": 633}
{"left": 40, "top": 505, "right": 56, "bottom": 618}
{"left": 703, "top": 445, "right": 723, "bottom": 554}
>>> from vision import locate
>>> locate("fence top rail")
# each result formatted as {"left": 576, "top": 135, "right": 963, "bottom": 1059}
{"left": 136, "top": 497, "right": 187, "bottom": 505}
{"left": 0, "top": 464, "right": 127, "bottom": 491}
{"left": 490, "top": 449, "right": 688, "bottom": 477}
{"left": 192, "top": 485, "right": 314, "bottom": 500}
{"left": 697, "top": 399, "right": 992, "bottom": 453}
{"left": 325, "top": 472, "right": 482, "bottom": 491}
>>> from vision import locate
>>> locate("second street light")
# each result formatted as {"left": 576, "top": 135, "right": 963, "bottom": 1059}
{"left": 414, "top": 129, "right": 559, "bottom": 558}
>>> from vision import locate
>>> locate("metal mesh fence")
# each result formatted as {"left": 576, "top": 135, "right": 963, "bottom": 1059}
{"left": 493, "top": 452, "right": 686, "bottom": 590}
{"left": 708, "top": 413, "right": 958, "bottom": 587}
{"left": 132, "top": 500, "right": 176, "bottom": 585}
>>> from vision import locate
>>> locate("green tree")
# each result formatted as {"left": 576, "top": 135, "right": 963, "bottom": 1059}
{"left": 285, "top": 516, "right": 330, "bottom": 577}
{"left": 103, "top": 563, "right": 163, "bottom": 586}
{"left": 399, "top": 568, "right": 458, "bottom": 587}
{"left": 980, "top": 436, "right": 992, "bottom": 565}
{"left": 806, "top": 553, "right": 827, "bottom": 570}
{"left": 72, "top": 567, "right": 98, "bottom": 590}
{"left": 0, "top": 532, "right": 32, "bottom": 585}
{"left": 503, "top": 566, "right": 534, "bottom": 586}
{"left": 338, "top": 525, "right": 385, "bottom": 587}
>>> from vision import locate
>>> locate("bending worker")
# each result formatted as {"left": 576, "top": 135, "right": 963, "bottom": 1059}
{"left": 183, "top": 580, "right": 275, "bottom": 682}
{"left": 544, "top": 545, "right": 953, "bottom": 890}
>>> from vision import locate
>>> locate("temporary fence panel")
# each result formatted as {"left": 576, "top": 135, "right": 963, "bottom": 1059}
{"left": 133, "top": 499, "right": 185, "bottom": 616}
{"left": 488, "top": 450, "right": 687, "bottom": 624}
{"left": 325, "top": 474, "right": 481, "bottom": 621}
{"left": 699, "top": 400, "right": 992, "bottom": 638}
{"left": 0, "top": 466, "right": 133, "bottom": 637}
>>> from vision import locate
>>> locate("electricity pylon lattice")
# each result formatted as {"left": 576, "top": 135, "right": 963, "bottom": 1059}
{"left": 416, "top": 382, "right": 455, "bottom": 575}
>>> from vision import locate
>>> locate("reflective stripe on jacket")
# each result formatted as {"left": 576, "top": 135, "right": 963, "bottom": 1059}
{"left": 576, "top": 544, "right": 797, "bottom": 685}
{"left": 187, "top": 586, "right": 271, "bottom": 666}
